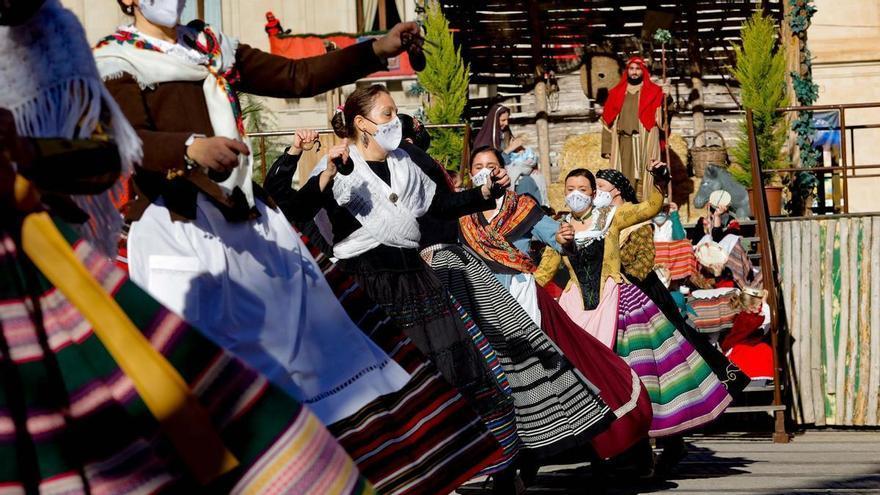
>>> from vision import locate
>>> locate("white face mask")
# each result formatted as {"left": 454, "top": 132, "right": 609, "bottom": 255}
{"left": 139, "top": 0, "right": 185, "bottom": 28}
{"left": 653, "top": 213, "right": 669, "bottom": 226}
{"left": 471, "top": 168, "right": 491, "bottom": 187}
{"left": 370, "top": 116, "right": 402, "bottom": 152}
{"left": 565, "top": 190, "right": 592, "bottom": 213}
{"left": 593, "top": 190, "right": 614, "bottom": 208}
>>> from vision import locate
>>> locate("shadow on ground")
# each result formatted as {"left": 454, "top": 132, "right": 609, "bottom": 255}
{"left": 456, "top": 443, "right": 754, "bottom": 494}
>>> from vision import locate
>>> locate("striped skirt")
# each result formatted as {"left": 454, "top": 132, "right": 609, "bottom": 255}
{"left": 337, "top": 246, "right": 517, "bottom": 475}
{"left": 429, "top": 246, "right": 616, "bottom": 460}
{"left": 615, "top": 284, "right": 733, "bottom": 437}
{"left": 689, "top": 291, "right": 739, "bottom": 334}
{"left": 653, "top": 240, "right": 698, "bottom": 281}
{"left": 306, "top": 239, "right": 510, "bottom": 489}
{"left": 0, "top": 222, "right": 371, "bottom": 494}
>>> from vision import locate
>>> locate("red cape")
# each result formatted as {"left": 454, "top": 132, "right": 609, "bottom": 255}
{"left": 602, "top": 56, "right": 663, "bottom": 131}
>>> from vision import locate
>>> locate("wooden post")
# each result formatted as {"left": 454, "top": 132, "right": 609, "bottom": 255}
{"left": 660, "top": 43, "right": 673, "bottom": 200}
{"left": 809, "top": 220, "right": 824, "bottom": 425}
{"left": 534, "top": 75, "right": 552, "bottom": 181}
{"left": 781, "top": 0, "right": 802, "bottom": 166}
{"left": 746, "top": 109, "right": 791, "bottom": 443}
{"left": 356, "top": 0, "right": 365, "bottom": 33}
{"left": 378, "top": 0, "right": 388, "bottom": 31}
{"left": 867, "top": 217, "right": 880, "bottom": 426}
{"left": 462, "top": 123, "right": 472, "bottom": 172}
{"left": 686, "top": 8, "right": 706, "bottom": 146}
{"left": 836, "top": 219, "right": 850, "bottom": 424}
{"left": 527, "top": 0, "right": 552, "bottom": 181}
{"left": 855, "top": 217, "right": 873, "bottom": 425}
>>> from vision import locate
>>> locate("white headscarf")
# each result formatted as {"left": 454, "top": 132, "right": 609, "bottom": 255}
{"left": 0, "top": 0, "right": 140, "bottom": 254}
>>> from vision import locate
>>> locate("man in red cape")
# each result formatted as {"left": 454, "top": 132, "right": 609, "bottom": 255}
{"left": 601, "top": 57, "right": 664, "bottom": 200}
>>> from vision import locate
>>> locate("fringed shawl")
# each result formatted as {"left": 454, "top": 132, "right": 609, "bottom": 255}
{"left": 0, "top": 0, "right": 140, "bottom": 255}
{"left": 460, "top": 190, "right": 544, "bottom": 274}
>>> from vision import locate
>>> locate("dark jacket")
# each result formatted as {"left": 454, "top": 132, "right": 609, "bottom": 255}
{"left": 262, "top": 143, "right": 494, "bottom": 248}
{"left": 105, "top": 39, "right": 386, "bottom": 222}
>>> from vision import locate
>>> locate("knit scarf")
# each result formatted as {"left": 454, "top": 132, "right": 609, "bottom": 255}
{"left": 94, "top": 23, "right": 254, "bottom": 208}
{"left": 0, "top": 0, "right": 140, "bottom": 255}
{"left": 460, "top": 189, "right": 542, "bottom": 273}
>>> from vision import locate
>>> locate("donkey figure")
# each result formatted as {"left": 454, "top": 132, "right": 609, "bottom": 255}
{"left": 693, "top": 165, "right": 752, "bottom": 217}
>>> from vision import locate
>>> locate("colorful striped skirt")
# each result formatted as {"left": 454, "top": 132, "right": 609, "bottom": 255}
{"left": 689, "top": 290, "right": 739, "bottom": 334}
{"left": 653, "top": 240, "right": 698, "bottom": 281}
{"left": 615, "top": 284, "right": 733, "bottom": 437}
{"left": 429, "top": 245, "right": 618, "bottom": 461}
{"left": 337, "top": 246, "right": 516, "bottom": 475}
{"left": 0, "top": 221, "right": 371, "bottom": 494}
{"left": 308, "top": 240, "right": 510, "bottom": 490}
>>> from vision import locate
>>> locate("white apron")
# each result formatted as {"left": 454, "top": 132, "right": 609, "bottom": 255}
{"left": 127, "top": 195, "right": 411, "bottom": 425}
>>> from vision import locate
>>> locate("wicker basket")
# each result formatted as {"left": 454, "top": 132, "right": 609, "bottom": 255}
{"left": 689, "top": 129, "right": 728, "bottom": 177}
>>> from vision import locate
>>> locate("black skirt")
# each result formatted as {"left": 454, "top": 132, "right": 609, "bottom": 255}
{"left": 337, "top": 245, "right": 520, "bottom": 472}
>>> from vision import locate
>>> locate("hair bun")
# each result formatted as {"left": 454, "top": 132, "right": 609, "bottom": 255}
{"left": 330, "top": 111, "right": 347, "bottom": 139}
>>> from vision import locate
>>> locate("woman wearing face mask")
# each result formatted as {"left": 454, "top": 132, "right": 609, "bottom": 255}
{"left": 462, "top": 151, "right": 662, "bottom": 467}
{"left": 98, "top": 6, "right": 505, "bottom": 493}
{"left": 551, "top": 165, "right": 735, "bottom": 445}
{"left": 408, "top": 144, "right": 642, "bottom": 482}
{"left": 652, "top": 202, "right": 687, "bottom": 242}
{"left": 473, "top": 104, "right": 548, "bottom": 205}
{"left": 301, "top": 85, "right": 525, "bottom": 480}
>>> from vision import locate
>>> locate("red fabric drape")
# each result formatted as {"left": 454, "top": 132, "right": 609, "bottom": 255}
{"left": 602, "top": 56, "right": 663, "bottom": 130}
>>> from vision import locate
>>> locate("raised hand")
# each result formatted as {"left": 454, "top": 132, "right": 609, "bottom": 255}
{"left": 319, "top": 138, "right": 349, "bottom": 191}
{"left": 291, "top": 129, "right": 320, "bottom": 154}
{"left": 556, "top": 221, "right": 575, "bottom": 246}
{"left": 372, "top": 22, "right": 422, "bottom": 58}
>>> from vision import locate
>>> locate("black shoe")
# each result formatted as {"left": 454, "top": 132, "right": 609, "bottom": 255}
{"left": 655, "top": 437, "right": 687, "bottom": 477}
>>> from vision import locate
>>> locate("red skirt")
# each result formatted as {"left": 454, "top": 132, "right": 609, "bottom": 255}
{"left": 535, "top": 284, "right": 652, "bottom": 459}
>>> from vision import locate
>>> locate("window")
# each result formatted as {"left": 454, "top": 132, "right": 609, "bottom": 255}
{"left": 180, "top": 0, "right": 223, "bottom": 29}
{"left": 356, "top": 0, "right": 403, "bottom": 32}
{"left": 373, "top": 0, "right": 402, "bottom": 31}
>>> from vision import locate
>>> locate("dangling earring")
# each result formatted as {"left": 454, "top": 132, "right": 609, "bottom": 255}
{"left": 118, "top": 0, "right": 135, "bottom": 15}
{"left": 361, "top": 131, "right": 370, "bottom": 147}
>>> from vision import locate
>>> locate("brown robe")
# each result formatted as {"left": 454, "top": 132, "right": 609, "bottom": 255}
{"left": 105, "top": 40, "right": 386, "bottom": 222}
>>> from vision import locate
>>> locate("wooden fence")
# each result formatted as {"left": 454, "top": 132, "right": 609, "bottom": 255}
{"left": 773, "top": 214, "right": 880, "bottom": 427}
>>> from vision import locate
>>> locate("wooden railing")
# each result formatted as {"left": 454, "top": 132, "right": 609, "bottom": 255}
{"left": 249, "top": 123, "right": 472, "bottom": 185}
{"left": 746, "top": 109, "right": 793, "bottom": 442}
{"left": 775, "top": 102, "right": 880, "bottom": 214}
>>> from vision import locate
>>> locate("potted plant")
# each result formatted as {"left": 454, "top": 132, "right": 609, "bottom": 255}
{"left": 728, "top": 12, "right": 789, "bottom": 216}
{"left": 417, "top": 0, "right": 470, "bottom": 173}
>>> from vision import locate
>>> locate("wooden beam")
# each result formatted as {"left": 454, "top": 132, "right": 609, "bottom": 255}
{"left": 378, "top": 0, "right": 388, "bottom": 31}
{"left": 356, "top": 0, "right": 365, "bottom": 33}
{"left": 527, "top": 0, "right": 552, "bottom": 179}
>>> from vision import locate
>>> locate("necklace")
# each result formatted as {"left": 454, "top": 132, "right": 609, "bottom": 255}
{"left": 571, "top": 208, "right": 593, "bottom": 223}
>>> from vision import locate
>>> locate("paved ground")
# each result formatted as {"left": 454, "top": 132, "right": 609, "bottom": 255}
{"left": 456, "top": 431, "right": 880, "bottom": 494}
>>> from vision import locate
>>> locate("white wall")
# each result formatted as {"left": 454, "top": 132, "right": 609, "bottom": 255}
{"left": 810, "top": 0, "right": 880, "bottom": 213}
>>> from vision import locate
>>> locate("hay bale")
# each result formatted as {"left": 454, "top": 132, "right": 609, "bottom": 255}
{"left": 550, "top": 132, "right": 692, "bottom": 212}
